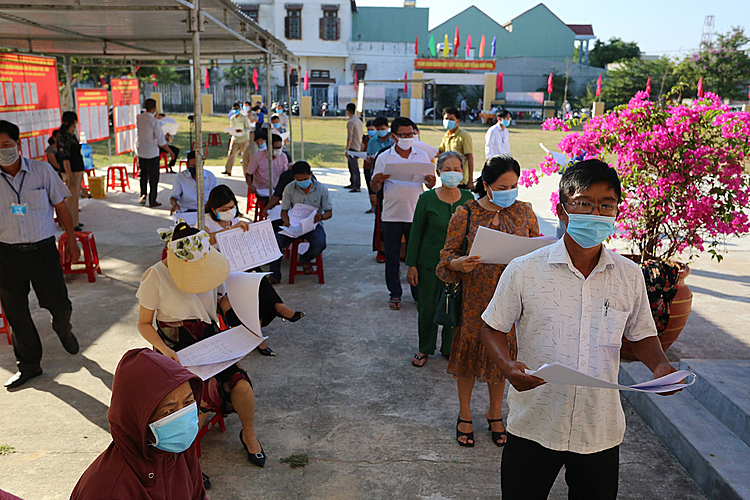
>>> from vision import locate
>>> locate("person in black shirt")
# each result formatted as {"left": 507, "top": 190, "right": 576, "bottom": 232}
{"left": 56, "top": 111, "right": 85, "bottom": 230}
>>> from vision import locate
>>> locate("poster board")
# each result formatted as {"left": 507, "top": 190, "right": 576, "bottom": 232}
{"left": 75, "top": 88, "right": 109, "bottom": 143}
{"left": 111, "top": 78, "right": 139, "bottom": 154}
{"left": 0, "top": 53, "right": 61, "bottom": 160}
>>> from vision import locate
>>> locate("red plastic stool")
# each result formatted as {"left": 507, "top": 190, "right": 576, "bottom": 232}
{"left": 253, "top": 200, "right": 266, "bottom": 222}
{"left": 178, "top": 159, "right": 187, "bottom": 172}
{"left": 245, "top": 189, "right": 257, "bottom": 214}
{"left": 131, "top": 157, "right": 139, "bottom": 178}
{"left": 159, "top": 152, "right": 171, "bottom": 173}
{"left": 288, "top": 238, "right": 324, "bottom": 284}
{"left": 0, "top": 303, "right": 11, "bottom": 345}
{"left": 207, "top": 133, "right": 222, "bottom": 147}
{"left": 59, "top": 231, "right": 102, "bottom": 283}
{"left": 192, "top": 141, "right": 208, "bottom": 159}
{"left": 107, "top": 165, "right": 130, "bottom": 192}
{"left": 196, "top": 410, "right": 226, "bottom": 459}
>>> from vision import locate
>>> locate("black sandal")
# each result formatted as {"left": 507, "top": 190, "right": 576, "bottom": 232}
{"left": 282, "top": 311, "right": 305, "bottom": 322}
{"left": 456, "top": 418, "right": 474, "bottom": 447}
{"left": 240, "top": 430, "right": 266, "bottom": 467}
{"left": 487, "top": 417, "right": 508, "bottom": 447}
{"left": 258, "top": 347, "right": 276, "bottom": 356}
{"left": 411, "top": 354, "right": 427, "bottom": 367}
{"left": 202, "top": 472, "right": 212, "bottom": 490}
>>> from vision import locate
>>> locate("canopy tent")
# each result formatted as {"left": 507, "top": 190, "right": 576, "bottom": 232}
{"left": 0, "top": 0, "right": 301, "bottom": 229}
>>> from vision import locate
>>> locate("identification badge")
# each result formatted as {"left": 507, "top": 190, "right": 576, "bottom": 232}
{"left": 11, "top": 203, "right": 27, "bottom": 216}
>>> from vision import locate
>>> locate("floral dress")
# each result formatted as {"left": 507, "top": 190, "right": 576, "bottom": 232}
{"left": 436, "top": 199, "right": 539, "bottom": 383}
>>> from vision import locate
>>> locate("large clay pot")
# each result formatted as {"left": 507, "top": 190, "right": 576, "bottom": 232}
{"left": 620, "top": 266, "right": 692, "bottom": 360}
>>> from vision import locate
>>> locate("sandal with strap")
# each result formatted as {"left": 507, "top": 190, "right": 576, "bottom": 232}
{"left": 388, "top": 298, "right": 401, "bottom": 310}
{"left": 411, "top": 353, "right": 427, "bottom": 367}
{"left": 487, "top": 417, "right": 508, "bottom": 447}
{"left": 456, "top": 418, "right": 475, "bottom": 447}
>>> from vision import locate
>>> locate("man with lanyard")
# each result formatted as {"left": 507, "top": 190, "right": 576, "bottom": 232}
{"left": 438, "top": 106, "right": 474, "bottom": 189}
{"left": 223, "top": 102, "right": 252, "bottom": 176}
{"left": 480, "top": 160, "right": 680, "bottom": 499}
{"left": 485, "top": 109, "right": 512, "bottom": 158}
{"left": 0, "top": 120, "right": 81, "bottom": 390}
{"left": 364, "top": 116, "right": 393, "bottom": 214}
{"left": 370, "top": 117, "right": 436, "bottom": 310}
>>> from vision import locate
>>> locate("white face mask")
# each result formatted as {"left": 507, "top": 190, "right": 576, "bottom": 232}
{"left": 397, "top": 137, "right": 415, "bottom": 150}
{"left": 272, "top": 148, "right": 282, "bottom": 158}
{"left": 0, "top": 147, "right": 19, "bottom": 167}
{"left": 216, "top": 209, "right": 235, "bottom": 222}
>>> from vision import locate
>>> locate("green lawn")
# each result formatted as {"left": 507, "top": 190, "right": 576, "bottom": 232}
{"left": 88, "top": 116, "right": 570, "bottom": 177}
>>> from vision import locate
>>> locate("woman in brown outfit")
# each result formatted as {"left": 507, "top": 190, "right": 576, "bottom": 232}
{"left": 436, "top": 155, "right": 539, "bottom": 448}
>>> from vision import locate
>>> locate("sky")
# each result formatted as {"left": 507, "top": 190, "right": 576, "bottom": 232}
{"left": 355, "top": 0, "right": 750, "bottom": 58}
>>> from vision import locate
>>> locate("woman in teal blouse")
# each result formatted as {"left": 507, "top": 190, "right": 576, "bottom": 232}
{"left": 406, "top": 151, "right": 474, "bottom": 367}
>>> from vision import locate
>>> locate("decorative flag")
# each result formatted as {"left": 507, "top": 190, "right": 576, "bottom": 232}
{"left": 479, "top": 35, "right": 486, "bottom": 58}
{"left": 354, "top": 69, "right": 358, "bottom": 90}
{"left": 428, "top": 34, "right": 436, "bottom": 57}
{"left": 748, "top": 84, "right": 750, "bottom": 100}
{"left": 152, "top": 74, "right": 157, "bottom": 90}
{"left": 646, "top": 76, "right": 651, "bottom": 96}
{"left": 697, "top": 76, "right": 704, "bottom": 98}
{"left": 491, "top": 36, "right": 497, "bottom": 58}
{"left": 404, "top": 71, "right": 408, "bottom": 93}
{"left": 443, "top": 34, "right": 449, "bottom": 57}
{"left": 453, "top": 26, "right": 460, "bottom": 57}
{"left": 252, "top": 67, "right": 259, "bottom": 90}
{"left": 496, "top": 72, "right": 504, "bottom": 93}
{"left": 596, "top": 74, "right": 602, "bottom": 97}
{"left": 204, "top": 68, "right": 209, "bottom": 89}
{"left": 99, "top": 76, "right": 106, "bottom": 88}
{"left": 303, "top": 70, "right": 309, "bottom": 91}
{"left": 289, "top": 65, "right": 294, "bottom": 75}
{"left": 415, "top": 35, "right": 419, "bottom": 56}
{"left": 466, "top": 35, "right": 472, "bottom": 58}
{"left": 547, "top": 72, "right": 553, "bottom": 95}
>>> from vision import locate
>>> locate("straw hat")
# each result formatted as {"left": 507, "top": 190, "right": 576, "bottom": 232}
{"left": 157, "top": 222, "right": 229, "bottom": 294}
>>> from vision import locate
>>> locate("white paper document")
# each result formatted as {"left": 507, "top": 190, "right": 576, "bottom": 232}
{"left": 179, "top": 325, "right": 263, "bottom": 381}
{"left": 279, "top": 204, "right": 318, "bottom": 238}
{"left": 224, "top": 127, "right": 244, "bottom": 137}
{"left": 159, "top": 116, "right": 179, "bottom": 136}
{"left": 526, "top": 362, "right": 696, "bottom": 394}
{"left": 382, "top": 162, "right": 435, "bottom": 184}
{"left": 413, "top": 140, "right": 439, "bottom": 159}
{"left": 266, "top": 205, "right": 282, "bottom": 221}
{"left": 216, "top": 220, "right": 282, "bottom": 272}
{"left": 172, "top": 211, "right": 199, "bottom": 227}
{"left": 539, "top": 143, "right": 568, "bottom": 167}
{"left": 468, "top": 226, "right": 556, "bottom": 265}
{"left": 346, "top": 150, "right": 367, "bottom": 159}
{"left": 224, "top": 271, "right": 267, "bottom": 337}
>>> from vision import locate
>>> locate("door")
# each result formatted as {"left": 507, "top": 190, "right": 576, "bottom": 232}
{"left": 311, "top": 86, "right": 328, "bottom": 115}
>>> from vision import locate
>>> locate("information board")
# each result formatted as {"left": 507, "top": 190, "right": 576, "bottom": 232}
{"left": 111, "top": 78, "right": 139, "bottom": 154}
{"left": 0, "top": 53, "right": 61, "bottom": 160}
{"left": 75, "top": 88, "right": 109, "bottom": 143}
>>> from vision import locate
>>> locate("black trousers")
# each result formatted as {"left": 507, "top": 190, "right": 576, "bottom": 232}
{"left": 0, "top": 237, "right": 73, "bottom": 372}
{"left": 138, "top": 156, "right": 160, "bottom": 204}
{"left": 501, "top": 433, "right": 619, "bottom": 500}
{"left": 167, "top": 145, "right": 180, "bottom": 167}
{"left": 347, "top": 149, "right": 361, "bottom": 189}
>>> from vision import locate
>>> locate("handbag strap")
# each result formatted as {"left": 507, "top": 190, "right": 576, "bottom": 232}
{"left": 461, "top": 204, "right": 472, "bottom": 257}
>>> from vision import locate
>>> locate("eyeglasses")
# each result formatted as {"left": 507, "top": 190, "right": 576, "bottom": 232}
{"left": 564, "top": 200, "right": 618, "bottom": 216}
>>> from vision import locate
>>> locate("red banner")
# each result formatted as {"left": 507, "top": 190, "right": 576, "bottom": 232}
{"left": 75, "top": 88, "right": 109, "bottom": 143}
{"left": 414, "top": 59, "right": 496, "bottom": 71}
{"left": 0, "top": 53, "right": 61, "bottom": 160}
{"left": 111, "top": 78, "right": 139, "bottom": 154}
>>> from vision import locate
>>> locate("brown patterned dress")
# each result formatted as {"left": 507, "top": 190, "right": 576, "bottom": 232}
{"left": 436, "top": 199, "right": 539, "bottom": 384}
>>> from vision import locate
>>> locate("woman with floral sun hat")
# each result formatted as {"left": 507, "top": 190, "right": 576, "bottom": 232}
{"left": 135, "top": 221, "right": 267, "bottom": 469}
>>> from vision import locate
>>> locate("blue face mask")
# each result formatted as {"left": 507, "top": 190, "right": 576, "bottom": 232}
{"left": 231, "top": 109, "right": 240, "bottom": 116}
{"left": 377, "top": 129, "right": 389, "bottom": 138}
{"left": 440, "top": 171, "right": 463, "bottom": 188}
{"left": 443, "top": 119, "right": 456, "bottom": 130}
{"left": 564, "top": 210, "right": 616, "bottom": 248}
{"left": 501, "top": 119, "right": 511, "bottom": 127}
{"left": 367, "top": 130, "right": 377, "bottom": 137}
{"left": 148, "top": 402, "right": 199, "bottom": 454}
{"left": 242, "top": 105, "right": 250, "bottom": 112}
{"left": 258, "top": 142, "right": 267, "bottom": 151}
{"left": 296, "top": 179, "right": 312, "bottom": 189}
{"left": 272, "top": 122, "right": 281, "bottom": 129}
{"left": 488, "top": 186, "right": 518, "bottom": 208}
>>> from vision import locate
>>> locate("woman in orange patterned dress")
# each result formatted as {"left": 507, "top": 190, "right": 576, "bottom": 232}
{"left": 436, "top": 155, "right": 539, "bottom": 448}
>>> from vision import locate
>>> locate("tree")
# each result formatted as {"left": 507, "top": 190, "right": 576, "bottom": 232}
{"left": 675, "top": 27, "right": 750, "bottom": 100}
{"left": 223, "top": 60, "right": 265, "bottom": 87}
{"left": 535, "top": 71, "right": 570, "bottom": 105}
{"left": 599, "top": 57, "right": 678, "bottom": 105}
{"left": 589, "top": 37, "right": 641, "bottom": 69}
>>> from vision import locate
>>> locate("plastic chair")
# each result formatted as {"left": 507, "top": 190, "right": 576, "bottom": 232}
{"left": 253, "top": 200, "right": 266, "bottom": 223}
{"left": 207, "top": 133, "right": 222, "bottom": 147}
{"left": 159, "top": 152, "right": 171, "bottom": 173}
{"left": 192, "top": 141, "right": 208, "bottom": 159}
{"left": 288, "top": 238, "right": 324, "bottom": 284}
{"left": 0, "top": 303, "right": 11, "bottom": 345}
{"left": 178, "top": 159, "right": 188, "bottom": 172}
{"left": 131, "top": 157, "right": 139, "bottom": 178}
{"left": 106, "top": 165, "right": 130, "bottom": 192}
{"left": 245, "top": 189, "right": 257, "bottom": 214}
{"left": 59, "top": 231, "right": 102, "bottom": 283}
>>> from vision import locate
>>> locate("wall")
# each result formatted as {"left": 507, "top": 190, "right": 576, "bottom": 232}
{"left": 347, "top": 42, "right": 414, "bottom": 84}
{"left": 352, "top": 6, "right": 429, "bottom": 46}
{"left": 429, "top": 6, "right": 512, "bottom": 58}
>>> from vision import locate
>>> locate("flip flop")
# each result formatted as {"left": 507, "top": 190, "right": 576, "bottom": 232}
{"left": 388, "top": 298, "right": 401, "bottom": 310}
{"left": 411, "top": 354, "right": 427, "bottom": 367}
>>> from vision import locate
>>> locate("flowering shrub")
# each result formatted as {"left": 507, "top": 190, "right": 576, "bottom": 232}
{"left": 535, "top": 85, "right": 750, "bottom": 262}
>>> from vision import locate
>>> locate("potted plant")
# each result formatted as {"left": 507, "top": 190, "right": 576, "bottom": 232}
{"left": 527, "top": 84, "right": 750, "bottom": 358}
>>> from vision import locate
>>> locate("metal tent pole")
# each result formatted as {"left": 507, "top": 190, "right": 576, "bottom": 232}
{"left": 190, "top": 1, "right": 205, "bottom": 230}
{"left": 299, "top": 62, "right": 304, "bottom": 159}
{"left": 285, "top": 62, "right": 294, "bottom": 162}
{"left": 266, "top": 52, "right": 273, "bottom": 196}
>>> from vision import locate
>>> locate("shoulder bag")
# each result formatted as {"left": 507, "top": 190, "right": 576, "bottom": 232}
{"left": 433, "top": 205, "right": 472, "bottom": 327}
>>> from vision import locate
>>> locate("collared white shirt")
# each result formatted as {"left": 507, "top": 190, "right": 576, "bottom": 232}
{"left": 484, "top": 123, "right": 510, "bottom": 158}
{"left": 372, "top": 146, "right": 432, "bottom": 223}
{"left": 169, "top": 169, "right": 218, "bottom": 212}
{"left": 481, "top": 238, "right": 657, "bottom": 454}
{"left": 135, "top": 112, "right": 166, "bottom": 159}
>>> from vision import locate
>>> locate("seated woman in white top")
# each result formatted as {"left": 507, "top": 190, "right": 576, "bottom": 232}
{"left": 136, "top": 222, "right": 266, "bottom": 467}
{"left": 203, "top": 185, "right": 304, "bottom": 356}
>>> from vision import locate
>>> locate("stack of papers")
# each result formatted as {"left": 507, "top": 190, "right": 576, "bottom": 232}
{"left": 382, "top": 162, "right": 435, "bottom": 183}
{"left": 216, "top": 220, "right": 282, "bottom": 272}
{"left": 279, "top": 204, "right": 318, "bottom": 238}
{"left": 468, "top": 226, "right": 556, "bottom": 265}
{"left": 346, "top": 151, "right": 367, "bottom": 159}
{"left": 224, "top": 127, "right": 244, "bottom": 137}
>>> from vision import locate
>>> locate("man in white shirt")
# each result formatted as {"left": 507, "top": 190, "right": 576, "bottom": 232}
{"left": 135, "top": 99, "right": 174, "bottom": 207}
{"left": 480, "top": 160, "right": 680, "bottom": 500}
{"left": 371, "top": 117, "right": 436, "bottom": 309}
{"left": 223, "top": 102, "right": 253, "bottom": 176}
{"left": 460, "top": 97, "right": 468, "bottom": 122}
{"left": 169, "top": 151, "right": 218, "bottom": 214}
{"left": 484, "top": 109, "right": 512, "bottom": 158}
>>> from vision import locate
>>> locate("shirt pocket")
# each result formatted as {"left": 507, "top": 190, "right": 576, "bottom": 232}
{"left": 596, "top": 308, "right": 628, "bottom": 380}
{"left": 25, "top": 187, "right": 50, "bottom": 210}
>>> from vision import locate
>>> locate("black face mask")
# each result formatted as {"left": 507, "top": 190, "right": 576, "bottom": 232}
{"left": 188, "top": 166, "right": 196, "bottom": 178}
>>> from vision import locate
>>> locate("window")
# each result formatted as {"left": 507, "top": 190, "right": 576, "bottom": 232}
{"left": 310, "top": 70, "right": 330, "bottom": 79}
{"left": 241, "top": 4, "right": 259, "bottom": 21}
{"left": 319, "top": 5, "right": 340, "bottom": 41}
{"left": 285, "top": 6, "right": 302, "bottom": 40}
